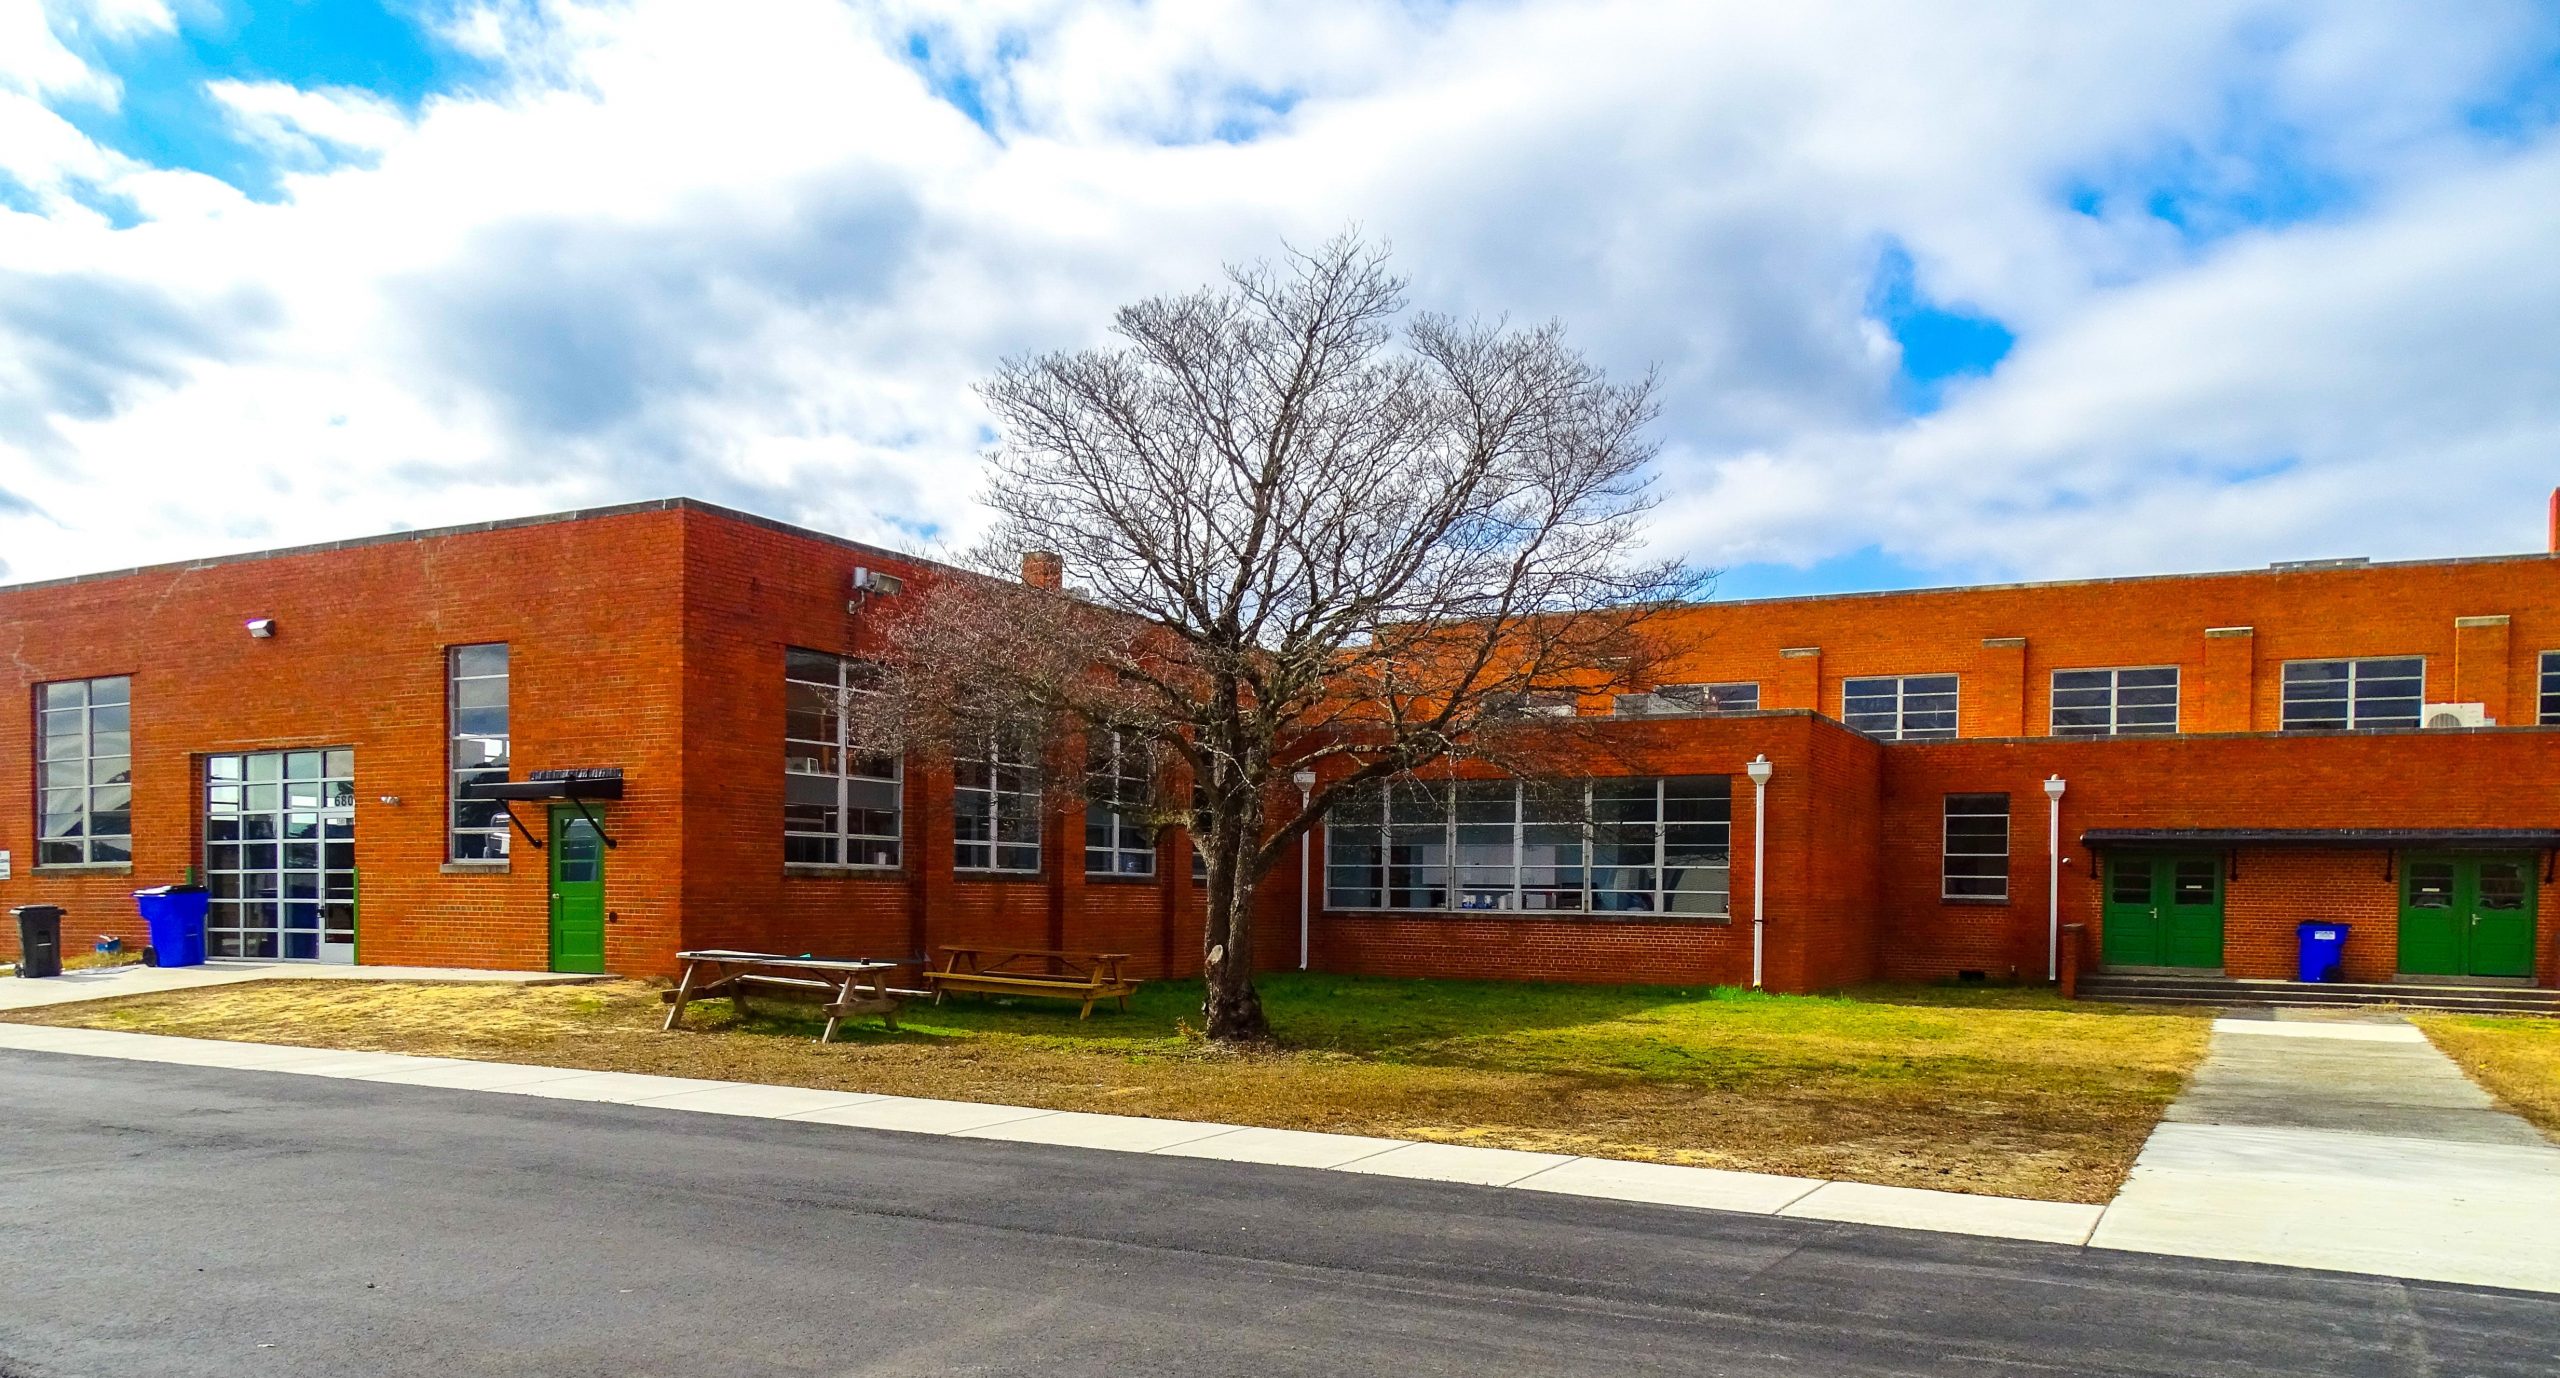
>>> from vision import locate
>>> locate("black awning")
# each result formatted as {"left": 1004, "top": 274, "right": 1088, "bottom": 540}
{"left": 2080, "top": 827, "right": 2560, "bottom": 851}
{"left": 468, "top": 767, "right": 624, "bottom": 802}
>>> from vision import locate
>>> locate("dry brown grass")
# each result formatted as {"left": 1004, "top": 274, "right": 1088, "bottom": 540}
{"left": 2415, "top": 1014, "right": 2560, "bottom": 1139}
{"left": 6, "top": 974, "right": 2210, "bottom": 1203}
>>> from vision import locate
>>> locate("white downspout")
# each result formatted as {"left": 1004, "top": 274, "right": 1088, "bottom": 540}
{"left": 1746, "top": 755, "right": 1773, "bottom": 989}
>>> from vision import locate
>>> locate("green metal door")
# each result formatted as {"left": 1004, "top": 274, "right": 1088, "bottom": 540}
{"left": 548, "top": 807, "right": 607, "bottom": 974}
{"left": 2401, "top": 856, "right": 2537, "bottom": 978}
{"left": 2399, "top": 858, "right": 2462, "bottom": 976}
{"left": 2469, "top": 859, "right": 2537, "bottom": 978}
{"left": 2162, "top": 856, "right": 2225, "bottom": 969}
{"left": 2101, "top": 855, "right": 2163, "bottom": 966}
{"left": 2102, "top": 854, "right": 2223, "bottom": 968}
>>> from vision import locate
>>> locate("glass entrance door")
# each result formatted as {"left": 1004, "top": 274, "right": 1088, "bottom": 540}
{"left": 206, "top": 749, "right": 357, "bottom": 962}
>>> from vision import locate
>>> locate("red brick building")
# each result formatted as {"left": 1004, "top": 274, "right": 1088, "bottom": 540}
{"left": 5, "top": 498, "right": 2556, "bottom": 993}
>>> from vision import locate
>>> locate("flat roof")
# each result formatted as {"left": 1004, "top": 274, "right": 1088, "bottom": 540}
{"left": 0, "top": 496, "right": 943, "bottom": 597}
{"left": 4, "top": 491, "right": 2551, "bottom": 610}
{"left": 2082, "top": 827, "right": 2560, "bottom": 850}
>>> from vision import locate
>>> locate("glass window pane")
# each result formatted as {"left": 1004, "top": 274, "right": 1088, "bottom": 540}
{"left": 2407, "top": 862, "right": 2455, "bottom": 908}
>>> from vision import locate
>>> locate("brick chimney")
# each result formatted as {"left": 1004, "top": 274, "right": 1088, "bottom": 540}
{"left": 1020, "top": 550, "right": 1064, "bottom": 590}
{"left": 2548, "top": 488, "right": 2558, "bottom": 553}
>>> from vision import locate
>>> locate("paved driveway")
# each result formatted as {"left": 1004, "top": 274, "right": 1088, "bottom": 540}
{"left": 2, "top": 1049, "right": 2555, "bottom": 1377}
{"left": 2093, "top": 1012, "right": 2560, "bottom": 1290}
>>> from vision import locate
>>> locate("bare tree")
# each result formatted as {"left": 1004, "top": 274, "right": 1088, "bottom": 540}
{"left": 865, "top": 233, "right": 1700, "bottom": 1042}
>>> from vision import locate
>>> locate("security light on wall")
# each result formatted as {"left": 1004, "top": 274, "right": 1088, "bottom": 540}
{"left": 245, "top": 618, "right": 276, "bottom": 638}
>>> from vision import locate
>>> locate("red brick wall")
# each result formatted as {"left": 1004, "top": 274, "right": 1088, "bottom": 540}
{"left": 671, "top": 506, "right": 1249, "bottom": 983}
{"left": 11, "top": 499, "right": 2551, "bottom": 999}
{"left": 0, "top": 507, "right": 692, "bottom": 971}
{"left": 1647, "top": 554, "right": 2560, "bottom": 736}
{"left": 1879, "top": 730, "right": 2560, "bottom": 988}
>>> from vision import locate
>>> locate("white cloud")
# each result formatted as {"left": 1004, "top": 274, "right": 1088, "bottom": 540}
{"left": 0, "top": 0, "right": 2556, "bottom": 588}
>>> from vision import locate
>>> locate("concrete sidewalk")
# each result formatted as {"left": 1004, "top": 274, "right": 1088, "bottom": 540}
{"left": 2091, "top": 1012, "right": 2560, "bottom": 1291}
{"left": 0, "top": 960, "right": 600, "bottom": 1012}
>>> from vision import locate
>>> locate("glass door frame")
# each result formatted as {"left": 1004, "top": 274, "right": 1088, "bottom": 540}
{"left": 204, "top": 748, "right": 357, "bottom": 963}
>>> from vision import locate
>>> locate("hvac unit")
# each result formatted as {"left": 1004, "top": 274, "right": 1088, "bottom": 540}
{"left": 2422, "top": 702, "right": 2493, "bottom": 729}
{"left": 1611, "top": 693, "right": 1669, "bottom": 717}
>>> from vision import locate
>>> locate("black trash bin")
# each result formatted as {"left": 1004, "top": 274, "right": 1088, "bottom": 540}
{"left": 12, "top": 905, "right": 65, "bottom": 979}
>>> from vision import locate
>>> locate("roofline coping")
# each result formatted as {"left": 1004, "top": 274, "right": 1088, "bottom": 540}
{"left": 0, "top": 497, "right": 952, "bottom": 597}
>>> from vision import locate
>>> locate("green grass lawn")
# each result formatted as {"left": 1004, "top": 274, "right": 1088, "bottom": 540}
{"left": 2415, "top": 1014, "right": 2560, "bottom": 1140}
{"left": 9, "top": 972, "right": 2209, "bottom": 1202}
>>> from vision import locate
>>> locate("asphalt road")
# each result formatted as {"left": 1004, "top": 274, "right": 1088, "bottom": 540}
{"left": 2, "top": 1051, "right": 2554, "bottom": 1377}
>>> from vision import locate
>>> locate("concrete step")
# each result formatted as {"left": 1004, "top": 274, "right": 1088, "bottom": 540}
{"left": 2079, "top": 974, "right": 2560, "bottom": 1016}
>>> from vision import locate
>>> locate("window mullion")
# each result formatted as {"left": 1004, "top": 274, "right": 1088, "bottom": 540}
{"left": 1581, "top": 780, "right": 1594, "bottom": 912}
{"left": 1658, "top": 778, "right": 1679, "bottom": 906}
{"left": 1495, "top": 778, "right": 1515, "bottom": 906}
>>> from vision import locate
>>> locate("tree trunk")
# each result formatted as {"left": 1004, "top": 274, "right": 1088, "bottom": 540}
{"left": 1199, "top": 806, "right": 1271, "bottom": 1043}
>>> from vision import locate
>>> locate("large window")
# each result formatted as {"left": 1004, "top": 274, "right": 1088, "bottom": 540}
{"left": 1325, "top": 776, "right": 1730, "bottom": 916}
{"left": 36, "top": 676, "right": 131, "bottom": 865}
{"left": 2050, "top": 667, "right": 2179, "bottom": 737}
{"left": 784, "top": 649, "right": 903, "bottom": 867}
{"left": 1942, "top": 793, "right": 2010, "bottom": 901}
{"left": 2280, "top": 657, "right": 2424, "bottom": 731}
{"left": 1843, "top": 674, "right": 1959, "bottom": 740}
{"left": 1656, "top": 682, "right": 1760, "bottom": 714}
{"left": 447, "top": 644, "right": 510, "bottom": 860}
{"left": 2540, "top": 652, "right": 2560, "bottom": 725}
{"left": 1085, "top": 728, "right": 1156, "bottom": 876}
{"left": 955, "top": 727, "right": 1041, "bottom": 872}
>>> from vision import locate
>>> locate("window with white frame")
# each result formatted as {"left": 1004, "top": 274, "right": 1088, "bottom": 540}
{"left": 1085, "top": 728, "right": 1156, "bottom": 876}
{"left": 1842, "top": 674, "right": 1959, "bottom": 740}
{"left": 1656, "top": 682, "right": 1760, "bottom": 714}
{"left": 1325, "top": 776, "right": 1730, "bottom": 916}
{"left": 447, "top": 644, "right": 511, "bottom": 860}
{"left": 2280, "top": 657, "right": 2425, "bottom": 731}
{"left": 955, "top": 726, "right": 1041, "bottom": 872}
{"left": 35, "top": 675, "right": 131, "bottom": 865}
{"left": 2540, "top": 652, "right": 2560, "bottom": 725}
{"left": 2050, "top": 667, "right": 2179, "bottom": 737}
{"left": 1942, "top": 793, "right": 2010, "bottom": 901}
{"left": 784, "top": 649, "right": 903, "bottom": 867}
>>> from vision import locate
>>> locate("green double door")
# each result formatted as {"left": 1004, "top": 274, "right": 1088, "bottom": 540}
{"left": 548, "top": 807, "right": 608, "bottom": 974}
{"left": 2102, "top": 854, "right": 2225, "bottom": 969}
{"left": 2400, "top": 856, "right": 2536, "bottom": 979}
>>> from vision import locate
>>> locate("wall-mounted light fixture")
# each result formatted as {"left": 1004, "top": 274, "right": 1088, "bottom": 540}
{"left": 2042, "top": 775, "right": 2067, "bottom": 982}
{"left": 1292, "top": 767, "right": 1318, "bottom": 971}
{"left": 245, "top": 618, "right": 276, "bottom": 639}
{"left": 1745, "top": 754, "right": 1774, "bottom": 989}
{"left": 377, "top": 795, "right": 401, "bottom": 807}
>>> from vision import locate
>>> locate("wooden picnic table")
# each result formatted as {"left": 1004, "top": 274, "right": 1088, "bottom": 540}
{"left": 922, "top": 946, "right": 1139, "bottom": 1019}
{"left": 661, "top": 949, "right": 906, "bottom": 1043}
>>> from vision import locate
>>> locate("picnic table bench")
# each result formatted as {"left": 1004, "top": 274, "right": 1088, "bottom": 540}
{"left": 921, "top": 947, "right": 1139, "bottom": 1019}
{"left": 661, "top": 950, "right": 906, "bottom": 1043}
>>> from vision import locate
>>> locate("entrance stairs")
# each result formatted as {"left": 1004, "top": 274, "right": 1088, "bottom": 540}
{"left": 2078, "top": 971, "right": 2560, "bottom": 1016}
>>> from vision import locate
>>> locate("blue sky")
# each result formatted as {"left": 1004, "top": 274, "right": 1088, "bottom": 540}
{"left": 4, "top": 1, "right": 2560, "bottom": 593}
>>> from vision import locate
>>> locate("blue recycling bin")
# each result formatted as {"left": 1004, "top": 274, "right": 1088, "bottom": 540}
{"left": 134, "top": 886, "right": 209, "bottom": 968}
{"left": 2295, "top": 921, "right": 2350, "bottom": 983}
